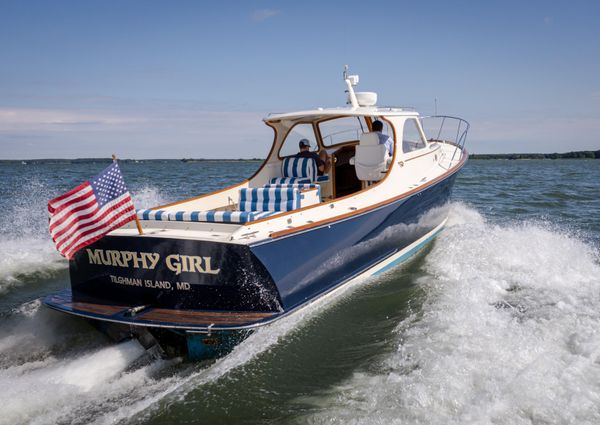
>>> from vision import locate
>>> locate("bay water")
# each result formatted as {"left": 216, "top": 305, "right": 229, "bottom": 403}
{"left": 0, "top": 159, "right": 599, "bottom": 424}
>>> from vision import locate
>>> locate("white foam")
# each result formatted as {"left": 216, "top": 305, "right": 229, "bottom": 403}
{"left": 0, "top": 301, "right": 171, "bottom": 425}
{"left": 0, "top": 236, "right": 65, "bottom": 292}
{"left": 91, "top": 291, "right": 337, "bottom": 425}
{"left": 305, "top": 203, "right": 600, "bottom": 424}
{"left": 0, "top": 179, "right": 66, "bottom": 291}
{"left": 131, "top": 185, "right": 167, "bottom": 209}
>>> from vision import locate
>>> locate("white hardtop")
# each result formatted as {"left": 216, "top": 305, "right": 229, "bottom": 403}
{"left": 265, "top": 66, "right": 419, "bottom": 122}
{"left": 265, "top": 106, "right": 419, "bottom": 122}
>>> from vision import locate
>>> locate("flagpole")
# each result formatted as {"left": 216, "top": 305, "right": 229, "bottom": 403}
{"left": 112, "top": 154, "right": 144, "bottom": 236}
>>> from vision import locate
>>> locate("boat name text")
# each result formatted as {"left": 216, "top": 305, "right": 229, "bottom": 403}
{"left": 86, "top": 249, "right": 220, "bottom": 275}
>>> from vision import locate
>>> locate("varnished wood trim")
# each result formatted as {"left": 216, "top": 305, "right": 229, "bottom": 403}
{"left": 138, "top": 309, "right": 275, "bottom": 326}
{"left": 66, "top": 302, "right": 126, "bottom": 316}
{"left": 276, "top": 121, "right": 320, "bottom": 159}
{"left": 269, "top": 151, "right": 468, "bottom": 239}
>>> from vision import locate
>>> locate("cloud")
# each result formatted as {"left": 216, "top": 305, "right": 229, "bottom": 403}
{"left": 0, "top": 107, "right": 272, "bottom": 159}
{"left": 0, "top": 108, "right": 146, "bottom": 131}
{"left": 251, "top": 9, "right": 280, "bottom": 22}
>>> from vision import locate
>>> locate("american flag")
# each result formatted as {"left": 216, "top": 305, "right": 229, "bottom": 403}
{"left": 48, "top": 161, "right": 137, "bottom": 259}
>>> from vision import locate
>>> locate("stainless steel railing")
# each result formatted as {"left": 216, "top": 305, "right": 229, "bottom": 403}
{"left": 420, "top": 115, "right": 470, "bottom": 163}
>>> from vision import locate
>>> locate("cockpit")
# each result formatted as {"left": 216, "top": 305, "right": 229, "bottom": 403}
{"left": 266, "top": 113, "right": 428, "bottom": 200}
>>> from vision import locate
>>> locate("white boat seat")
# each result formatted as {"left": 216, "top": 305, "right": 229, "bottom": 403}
{"left": 351, "top": 132, "right": 391, "bottom": 182}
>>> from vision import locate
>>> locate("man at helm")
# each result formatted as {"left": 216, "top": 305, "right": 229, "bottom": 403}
{"left": 372, "top": 120, "right": 394, "bottom": 156}
{"left": 296, "top": 139, "right": 331, "bottom": 175}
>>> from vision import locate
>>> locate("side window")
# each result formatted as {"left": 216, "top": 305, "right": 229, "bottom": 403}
{"left": 318, "top": 117, "right": 368, "bottom": 147}
{"left": 402, "top": 119, "right": 427, "bottom": 153}
{"left": 279, "top": 123, "right": 317, "bottom": 158}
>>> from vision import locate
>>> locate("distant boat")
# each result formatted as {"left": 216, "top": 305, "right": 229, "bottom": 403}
{"left": 44, "top": 67, "right": 469, "bottom": 360}
{"left": 21, "top": 161, "right": 27, "bottom": 165}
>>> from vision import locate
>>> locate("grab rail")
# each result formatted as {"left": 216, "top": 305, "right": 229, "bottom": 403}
{"left": 420, "top": 115, "right": 470, "bottom": 163}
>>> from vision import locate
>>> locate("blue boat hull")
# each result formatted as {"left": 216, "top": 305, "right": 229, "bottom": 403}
{"left": 251, "top": 172, "right": 457, "bottom": 311}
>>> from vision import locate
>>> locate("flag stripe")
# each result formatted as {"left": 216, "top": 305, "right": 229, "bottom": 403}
{"left": 50, "top": 200, "right": 99, "bottom": 240}
{"left": 48, "top": 183, "right": 92, "bottom": 212}
{"left": 51, "top": 192, "right": 131, "bottom": 242}
{"left": 55, "top": 195, "right": 134, "bottom": 251}
{"left": 59, "top": 203, "right": 135, "bottom": 255}
{"left": 49, "top": 189, "right": 97, "bottom": 227}
{"left": 63, "top": 211, "right": 136, "bottom": 259}
{"left": 49, "top": 196, "right": 98, "bottom": 236}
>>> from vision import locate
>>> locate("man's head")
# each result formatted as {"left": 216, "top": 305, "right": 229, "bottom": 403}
{"left": 372, "top": 120, "right": 384, "bottom": 132}
{"left": 299, "top": 139, "right": 311, "bottom": 151}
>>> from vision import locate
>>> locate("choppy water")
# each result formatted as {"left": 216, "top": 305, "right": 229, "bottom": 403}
{"left": 0, "top": 159, "right": 599, "bottom": 424}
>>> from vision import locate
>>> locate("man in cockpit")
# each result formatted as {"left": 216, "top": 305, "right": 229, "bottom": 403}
{"left": 372, "top": 120, "right": 394, "bottom": 156}
{"left": 296, "top": 139, "right": 330, "bottom": 175}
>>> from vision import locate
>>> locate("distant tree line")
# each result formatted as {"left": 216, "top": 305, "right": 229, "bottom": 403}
{"left": 0, "top": 158, "right": 264, "bottom": 164}
{"left": 470, "top": 150, "right": 600, "bottom": 160}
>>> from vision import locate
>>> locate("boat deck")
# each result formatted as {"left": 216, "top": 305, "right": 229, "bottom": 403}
{"left": 44, "top": 290, "right": 279, "bottom": 331}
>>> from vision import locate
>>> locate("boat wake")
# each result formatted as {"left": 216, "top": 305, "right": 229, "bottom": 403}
{"left": 303, "top": 202, "right": 600, "bottom": 424}
{"left": 0, "top": 284, "right": 331, "bottom": 425}
{"left": 0, "top": 180, "right": 66, "bottom": 293}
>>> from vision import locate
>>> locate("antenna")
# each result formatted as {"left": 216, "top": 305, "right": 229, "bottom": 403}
{"left": 343, "top": 65, "right": 359, "bottom": 108}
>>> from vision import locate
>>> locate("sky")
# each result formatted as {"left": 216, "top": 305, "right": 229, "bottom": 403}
{"left": 1, "top": 0, "right": 599, "bottom": 159}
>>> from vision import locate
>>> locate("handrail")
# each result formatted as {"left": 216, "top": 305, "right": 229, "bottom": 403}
{"left": 420, "top": 115, "right": 470, "bottom": 163}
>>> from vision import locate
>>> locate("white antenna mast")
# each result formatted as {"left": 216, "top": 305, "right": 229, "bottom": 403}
{"left": 343, "top": 64, "right": 359, "bottom": 109}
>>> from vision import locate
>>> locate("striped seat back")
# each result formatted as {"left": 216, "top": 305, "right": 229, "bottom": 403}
{"left": 270, "top": 177, "right": 312, "bottom": 185}
{"left": 239, "top": 187, "right": 301, "bottom": 212}
{"left": 282, "top": 157, "right": 317, "bottom": 182}
{"left": 263, "top": 183, "right": 319, "bottom": 190}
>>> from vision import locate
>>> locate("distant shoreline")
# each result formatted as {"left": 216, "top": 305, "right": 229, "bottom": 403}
{"left": 469, "top": 150, "right": 599, "bottom": 160}
{"left": 0, "top": 158, "right": 264, "bottom": 164}
{"left": 2, "top": 150, "right": 599, "bottom": 162}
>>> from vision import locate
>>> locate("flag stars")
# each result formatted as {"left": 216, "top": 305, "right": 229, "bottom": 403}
{"left": 91, "top": 164, "right": 130, "bottom": 207}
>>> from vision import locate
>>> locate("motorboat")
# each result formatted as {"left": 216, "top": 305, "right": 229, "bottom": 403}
{"left": 44, "top": 67, "right": 469, "bottom": 359}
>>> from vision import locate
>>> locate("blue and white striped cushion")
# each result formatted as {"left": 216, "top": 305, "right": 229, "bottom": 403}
{"left": 270, "top": 177, "right": 311, "bottom": 185}
{"left": 264, "top": 183, "right": 320, "bottom": 199}
{"left": 137, "top": 209, "right": 170, "bottom": 221}
{"left": 282, "top": 157, "right": 317, "bottom": 181}
{"left": 239, "top": 187, "right": 300, "bottom": 212}
{"left": 263, "top": 183, "right": 319, "bottom": 190}
{"left": 136, "top": 209, "right": 276, "bottom": 223}
{"left": 169, "top": 210, "right": 275, "bottom": 223}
